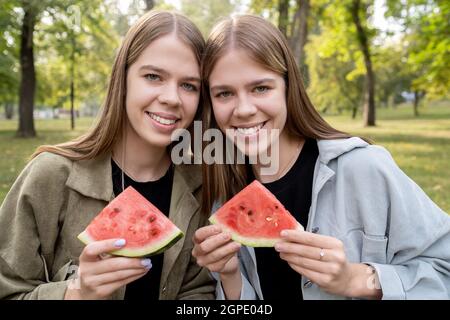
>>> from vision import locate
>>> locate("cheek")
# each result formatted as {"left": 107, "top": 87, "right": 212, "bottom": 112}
{"left": 264, "top": 94, "right": 287, "bottom": 120}
{"left": 212, "top": 102, "right": 232, "bottom": 127}
{"left": 181, "top": 93, "right": 200, "bottom": 120}
{"left": 126, "top": 80, "right": 155, "bottom": 110}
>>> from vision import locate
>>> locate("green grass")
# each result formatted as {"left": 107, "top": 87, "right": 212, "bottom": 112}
{"left": 0, "top": 101, "right": 449, "bottom": 213}
{"left": 324, "top": 101, "right": 450, "bottom": 213}
{"left": 0, "top": 117, "right": 95, "bottom": 202}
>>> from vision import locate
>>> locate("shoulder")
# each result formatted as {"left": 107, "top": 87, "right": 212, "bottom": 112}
{"left": 337, "top": 144, "right": 399, "bottom": 177}
{"left": 12, "top": 152, "right": 75, "bottom": 197}
{"left": 29, "top": 151, "right": 73, "bottom": 170}
{"left": 24, "top": 152, "right": 73, "bottom": 182}
{"left": 2, "top": 152, "right": 75, "bottom": 218}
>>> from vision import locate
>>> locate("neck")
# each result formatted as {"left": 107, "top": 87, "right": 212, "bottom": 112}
{"left": 253, "top": 131, "right": 304, "bottom": 184}
{"left": 112, "top": 123, "right": 170, "bottom": 182}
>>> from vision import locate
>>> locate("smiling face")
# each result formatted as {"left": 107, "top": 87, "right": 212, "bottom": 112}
{"left": 125, "top": 34, "right": 201, "bottom": 148}
{"left": 208, "top": 49, "right": 288, "bottom": 157}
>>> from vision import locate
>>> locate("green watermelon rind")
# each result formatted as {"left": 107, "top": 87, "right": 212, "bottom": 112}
{"left": 209, "top": 215, "right": 303, "bottom": 247}
{"left": 77, "top": 228, "right": 184, "bottom": 257}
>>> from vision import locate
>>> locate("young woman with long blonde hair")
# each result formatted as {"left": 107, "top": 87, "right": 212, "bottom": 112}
{"left": 0, "top": 11, "right": 214, "bottom": 300}
{"left": 192, "top": 15, "right": 450, "bottom": 300}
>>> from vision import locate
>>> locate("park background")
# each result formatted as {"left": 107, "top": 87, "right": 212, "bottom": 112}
{"left": 0, "top": 0, "right": 449, "bottom": 212}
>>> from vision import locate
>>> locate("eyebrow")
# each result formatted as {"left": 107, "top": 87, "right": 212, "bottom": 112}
{"left": 210, "top": 78, "right": 276, "bottom": 91}
{"left": 139, "top": 64, "right": 200, "bottom": 83}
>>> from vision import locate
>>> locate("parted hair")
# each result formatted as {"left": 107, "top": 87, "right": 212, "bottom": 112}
{"left": 201, "top": 15, "right": 355, "bottom": 215}
{"left": 32, "top": 10, "right": 205, "bottom": 160}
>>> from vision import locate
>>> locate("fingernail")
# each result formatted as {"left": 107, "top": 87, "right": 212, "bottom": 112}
{"left": 280, "top": 230, "right": 288, "bottom": 237}
{"left": 114, "top": 239, "right": 126, "bottom": 247}
{"left": 141, "top": 259, "right": 152, "bottom": 269}
{"left": 274, "top": 243, "right": 282, "bottom": 251}
{"left": 222, "top": 233, "right": 230, "bottom": 241}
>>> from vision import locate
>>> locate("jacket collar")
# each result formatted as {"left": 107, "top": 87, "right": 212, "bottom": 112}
{"left": 317, "top": 137, "right": 368, "bottom": 165}
{"left": 160, "top": 164, "right": 202, "bottom": 294}
{"left": 66, "top": 153, "right": 114, "bottom": 202}
{"left": 65, "top": 154, "right": 202, "bottom": 202}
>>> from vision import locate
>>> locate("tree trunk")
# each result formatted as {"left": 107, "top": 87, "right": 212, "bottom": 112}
{"left": 70, "top": 32, "right": 75, "bottom": 130}
{"left": 413, "top": 90, "right": 423, "bottom": 117}
{"left": 382, "top": 89, "right": 389, "bottom": 108}
{"left": 5, "top": 102, "right": 14, "bottom": 119}
{"left": 352, "top": 106, "right": 358, "bottom": 119}
{"left": 17, "top": 2, "right": 37, "bottom": 137}
{"left": 145, "top": 0, "right": 154, "bottom": 11}
{"left": 290, "top": 0, "right": 310, "bottom": 67}
{"left": 351, "top": 0, "right": 376, "bottom": 127}
{"left": 278, "top": 0, "right": 289, "bottom": 37}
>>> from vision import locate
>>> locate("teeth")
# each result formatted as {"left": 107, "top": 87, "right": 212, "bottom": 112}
{"left": 148, "top": 113, "right": 177, "bottom": 125}
{"left": 236, "top": 123, "right": 264, "bottom": 135}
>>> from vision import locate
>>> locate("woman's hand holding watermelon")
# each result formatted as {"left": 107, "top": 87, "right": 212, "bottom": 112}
{"left": 275, "top": 229, "right": 382, "bottom": 299}
{"left": 65, "top": 238, "right": 152, "bottom": 300}
{"left": 192, "top": 225, "right": 242, "bottom": 299}
{"left": 192, "top": 225, "right": 241, "bottom": 274}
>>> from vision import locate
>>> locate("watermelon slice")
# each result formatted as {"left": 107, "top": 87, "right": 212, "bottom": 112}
{"left": 78, "top": 186, "right": 183, "bottom": 257}
{"left": 209, "top": 180, "right": 302, "bottom": 247}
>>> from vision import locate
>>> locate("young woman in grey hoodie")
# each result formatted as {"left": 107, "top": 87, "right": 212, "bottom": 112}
{"left": 192, "top": 15, "right": 450, "bottom": 300}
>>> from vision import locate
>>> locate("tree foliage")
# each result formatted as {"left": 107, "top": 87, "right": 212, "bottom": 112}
{"left": 386, "top": 0, "right": 449, "bottom": 98}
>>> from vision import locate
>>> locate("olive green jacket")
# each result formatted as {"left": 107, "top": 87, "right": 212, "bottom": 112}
{"left": 0, "top": 152, "right": 215, "bottom": 300}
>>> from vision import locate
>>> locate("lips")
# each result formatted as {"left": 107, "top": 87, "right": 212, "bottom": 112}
{"left": 145, "top": 111, "right": 180, "bottom": 126}
{"left": 233, "top": 121, "right": 267, "bottom": 135}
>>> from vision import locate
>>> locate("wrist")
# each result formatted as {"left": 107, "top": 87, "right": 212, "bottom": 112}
{"left": 64, "top": 288, "right": 82, "bottom": 300}
{"left": 219, "top": 268, "right": 242, "bottom": 300}
{"left": 219, "top": 268, "right": 240, "bottom": 281}
{"left": 346, "top": 263, "right": 382, "bottom": 299}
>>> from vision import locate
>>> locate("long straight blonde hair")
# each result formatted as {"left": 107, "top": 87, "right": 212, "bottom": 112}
{"left": 32, "top": 10, "right": 205, "bottom": 160}
{"left": 201, "top": 15, "right": 358, "bottom": 215}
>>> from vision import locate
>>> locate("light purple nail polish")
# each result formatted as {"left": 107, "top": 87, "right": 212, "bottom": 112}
{"left": 114, "top": 239, "right": 126, "bottom": 247}
{"left": 141, "top": 259, "right": 152, "bottom": 269}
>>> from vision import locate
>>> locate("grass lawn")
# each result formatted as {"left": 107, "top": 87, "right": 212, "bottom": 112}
{"left": 0, "top": 101, "right": 449, "bottom": 213}
{"left": 325, "top": 101, "right": 450, "bottom": 213}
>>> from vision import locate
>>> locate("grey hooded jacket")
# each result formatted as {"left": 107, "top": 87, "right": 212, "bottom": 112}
{"left": 214, "top": 137, "right": 450, "bottom": 300}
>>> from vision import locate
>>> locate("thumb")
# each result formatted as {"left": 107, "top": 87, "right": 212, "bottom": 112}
{"left": 80, "top": 238, "right": 126, "bottom": 262}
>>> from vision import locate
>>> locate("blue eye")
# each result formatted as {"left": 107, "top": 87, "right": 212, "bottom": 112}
{"left": 145, "top": 74, "right": 161, "bottom": 81}
{"left": 182, "top": 83, "right": 198, "bottom": 92}
{"left": 254, "top": 86, "right": 269, "bottom": 93}
{"left": 216, "top": 91, "right": 232, "bottom": 99}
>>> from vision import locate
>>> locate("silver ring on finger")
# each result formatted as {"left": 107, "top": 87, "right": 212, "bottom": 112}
{"left": 319, "top": 248, "right": 325, "bottom": 260}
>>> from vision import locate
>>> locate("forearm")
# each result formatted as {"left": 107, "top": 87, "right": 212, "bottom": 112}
{"left": 346, "top": 263, "right": 382, "bottom": 300}
{"left": 219, "top": 271, "right": 242, "bottom": 300}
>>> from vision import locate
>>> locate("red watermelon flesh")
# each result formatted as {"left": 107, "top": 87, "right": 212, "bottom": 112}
{"left": 78, "top": 186, "right": 183, "bottom": 257}
{"left": 209, "top": 180, "right": 303, "bottom": 247}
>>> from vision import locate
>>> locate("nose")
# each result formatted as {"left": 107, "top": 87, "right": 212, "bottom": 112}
{"left": 234, "top": 95, "right": 257, "bottom": 118}
{"left": 158, "top": 82, "right": 181, "bottom": 107}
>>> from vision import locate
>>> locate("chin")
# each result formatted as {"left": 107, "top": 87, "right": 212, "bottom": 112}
{"left": 143, "top": 134, "right": 173, "bottom": 149}
{"left": 235, "top": 140, "right": 271, "bottom": 160}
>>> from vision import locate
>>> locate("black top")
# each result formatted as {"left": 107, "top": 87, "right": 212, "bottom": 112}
{"left": 111, "top": 159, "right": 174, "bottom": 301}
{"left": 251, "top": 138, "right": 319, "bottom": 300}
